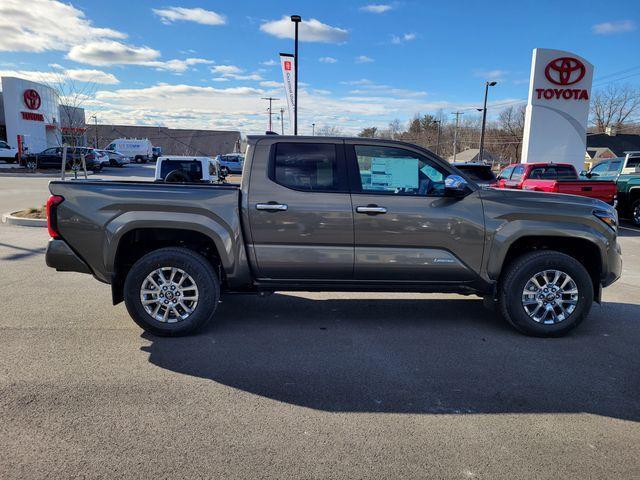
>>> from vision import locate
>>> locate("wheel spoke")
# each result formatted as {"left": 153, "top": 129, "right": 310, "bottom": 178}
{"left": 522, "top": 269, "right": 579, "bottom": 325}
{"left": 140, "top": 266, "right": 199, "bottom": 324}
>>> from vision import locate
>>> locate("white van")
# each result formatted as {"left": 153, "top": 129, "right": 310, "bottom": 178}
{"left": 105, "top": 138, "right": 153, "bottom": 163}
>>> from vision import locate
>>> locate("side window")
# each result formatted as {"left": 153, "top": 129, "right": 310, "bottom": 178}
{"left": 498, "top": 166, "right": 514, "bottom": 180}
{"left": 354, "top": 145, "right": 446, "bottom": 196}
{"left": 510, "top": 165, "right": 526, "bottom": 181}
{"left": 107, "top": 144, "right": 115, "bottom": 150}
{"left": 272, "top": 143, "right": 342, "bottom": 192}
{"left": 0, "top": 141, "right": 8, "bottom": 148}
{"left": 608, "top": 161, "right": 622, "bottom": 173}
{"left": 590, "top": 162, "right": 609, "bottom": 175}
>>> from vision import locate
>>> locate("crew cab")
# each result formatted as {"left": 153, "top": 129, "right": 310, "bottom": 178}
{"left": 581, "top": 152, "right": 640, "bottom": 226}
{"left": 45, "top": 136, "right": 622, "bottom": 338}
{"left": 496, "top": 162, "right": 616, "bottom": 205}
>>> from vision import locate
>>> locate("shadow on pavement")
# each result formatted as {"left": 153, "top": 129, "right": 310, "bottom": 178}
{"left": 141, "top": 294, "right": 640, "bottom": 421}
{"left": 0, "top": 241, "right": 46, "bottom": 260}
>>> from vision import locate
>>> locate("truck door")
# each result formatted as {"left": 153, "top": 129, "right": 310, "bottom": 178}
{"left": 247, "top": 140, "right": 354, "bottom": 279}
{"left": 346, "top": 142, "right": 485, "bottom": 282}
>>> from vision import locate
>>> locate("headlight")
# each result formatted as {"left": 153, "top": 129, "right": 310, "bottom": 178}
{"left": 593, "top": 209, "right": 617, "bottom": 232}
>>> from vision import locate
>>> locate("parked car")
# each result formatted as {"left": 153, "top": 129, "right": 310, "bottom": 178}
{"left": 100, "top": 149, "right": 130, "bottom": 167}
{"left": 27, "top": 147, "right": 103, "bottom": 171}
{"left": 451, "top": 163, "right": 497, "bottom": 186}
{"left": 216, "top": 153, "right": 244, "bottom": 174}
{"left": 45, "top": 136, "right": 621, "bottom": 338}
{"left": 152, "top": 146, "right": 163, "bottom": 162}
{"left": 154, "top": 156, "right": 224, "bottom": 183}
{"left": 496, "top": 162, "right": 616, "bottom": 205}
{"left": 105, "top": 138, "right": 153, "bottom": 163}
{"left": 580, "top": 152, "right": 640, "bottom": 226}
{"left": 0, "top": 140, "right": 19, "bottom": 163}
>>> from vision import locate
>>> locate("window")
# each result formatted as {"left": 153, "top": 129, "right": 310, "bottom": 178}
{"left": 273, "top": 143, "right": 341, "bottom": 192}
{"left": 528, "top": 166, "right": 577, "bottom": 181}
{"left": 590, "top": 161, "right": 609, "bottom": 176}
{"left": 510, "top": 165, "right": 526, "bottom": 181}
{"left": 42, "top": 148, "right": 58, "bottom": 155}
{"left": 354, "top": 145, "right": 446, "bottom": 196}
{"left": 556, "top": 166, "right": 577, "bottom": 180}
{"left": 625, "top": 157, "right": 640, "bottom": 170}
{"left": 0, "top": 141, "right": 9, "bottom": 149}
{"left": 456, "top": 165, "right": 496, "bottom": 182}
{"left": 497, "top": 166, "right": 514, "bottom": 180}
{"left": 608, "top": 161, "right": 622, "bottom": 173}
{"left": 160, "top": 159, "right": 203, "bottom": 182}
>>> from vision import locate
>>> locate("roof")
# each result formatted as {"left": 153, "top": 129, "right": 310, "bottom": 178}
{"left": 586, "top": 133, "right": 640, "bottom": 157}
{"left": 447, "top": 148, "right": 496, "bottom": 163}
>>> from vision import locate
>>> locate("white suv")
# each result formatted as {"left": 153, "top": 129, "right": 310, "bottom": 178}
{"left": 0, "top": 140, "right": 18, "bottom": 163}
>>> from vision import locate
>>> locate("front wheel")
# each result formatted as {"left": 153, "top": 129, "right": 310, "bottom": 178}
{"left": 123, "top": 247, "right": 220, "bottom": 336}
{"left": 631, "top": 199, "right": 640, "bottom": 227}
{"left": 499, "top": 251, "right": 593, "bottom": 337}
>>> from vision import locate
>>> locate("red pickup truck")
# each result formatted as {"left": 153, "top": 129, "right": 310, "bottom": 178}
{"left": 496, "top": 163, "right": 616, "bottom": 205}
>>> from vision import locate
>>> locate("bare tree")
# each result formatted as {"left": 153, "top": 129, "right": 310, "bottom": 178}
{"left": 357, "top": 127, "right": 378, "bottom": 138}
{"left": 590, "top": 84, "right": 640, "bottom": 133}
{"left": 497, "top": 105, "right": 526, "bottom": 161}
{"left": 315, "top": 125, "right": 344, "bottom": 136}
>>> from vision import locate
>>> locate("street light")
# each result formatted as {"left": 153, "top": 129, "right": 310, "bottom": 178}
{"left": 90, "top": 114, "right": 98, "bottom": 148}
{"left": 478, "top": 81, "right": 497, "bottom": 164}
{"left": 290, "top": 15, "right": 301, "bottom": 135}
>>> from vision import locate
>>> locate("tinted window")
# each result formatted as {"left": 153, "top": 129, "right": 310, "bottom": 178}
{"left": 0, "top": 141, "right": 9, "bottom": 148}
{"left": 609, "top": 161, "right": 622, "bottom": 172}
{"left": 498, "top": 166, "right": 514, "bottom": 180}
{"left": 160, "top": 160, "right": 203, "bottom": 182}
{"left": 273, "top": 143, "right": 340, "bottom": 191}
{"left": 510, "top": 165, "right": 526, "bottom": 181}
{"left": 590, "top": 162, "right": 609, "bottom": 175}
{"left": 456, "top": 165, "right": 496, "bottom": 182}
{"left": 626, "top": 157, "right": 640, "bottom": 169}
{"left": 556, "top": 166, "right": 577, "bottom": 179}
{"left": 355, "top": 145, "right": 446, "bottom": 196}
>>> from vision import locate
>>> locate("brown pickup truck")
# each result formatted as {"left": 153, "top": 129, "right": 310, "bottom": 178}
{"left": 45, "top": 136, "right": 622, "bottom": 338}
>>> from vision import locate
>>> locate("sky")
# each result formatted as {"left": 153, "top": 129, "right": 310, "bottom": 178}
{"left": 0, "top": 0, "right": 638, "bottom": 135}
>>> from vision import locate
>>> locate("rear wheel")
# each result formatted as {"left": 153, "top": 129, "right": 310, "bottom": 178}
{"left": 124, "top": 247, "right": 220, "bottom": 336}
{"left": 631, "top": 199, "right": 640, "bottom": 227}
{"left": 499, "top": 251, "right": 593, "bottom": 337}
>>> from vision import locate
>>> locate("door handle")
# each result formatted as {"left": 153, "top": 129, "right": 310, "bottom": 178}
{"left": 356, "top": 206, "right": 387, "bottom": 214}
{"left": 256, "top": 203, "right": 288, "bottom": 211}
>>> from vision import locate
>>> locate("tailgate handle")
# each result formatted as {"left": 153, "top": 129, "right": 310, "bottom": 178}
{"left": 581, "top": 186, "right": 592, "bottom": 191}
{"left": 356, "top": 205, "right": 387, "bottom": 214}
{"left": 256, "top": 203, "right": 288, "bottom": 211}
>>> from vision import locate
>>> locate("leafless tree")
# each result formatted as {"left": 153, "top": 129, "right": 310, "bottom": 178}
{"left": 496, "top": 105, "right": 526, "bottom": 161}
{"left": 590, "top": 84, "right": 640, "bottom": 133}
{"left": 315, "top": 125, "right": 344, "bottom": 137}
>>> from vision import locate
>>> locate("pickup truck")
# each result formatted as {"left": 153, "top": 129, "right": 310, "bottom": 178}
{"left": 580, "top": 152, "right": 640, "bottom": 226}
{"left": 496, "top": 162, "right": 617, "bottom": 205}
{"left": 45, "top": 136, "right": 622, "bottom": 338}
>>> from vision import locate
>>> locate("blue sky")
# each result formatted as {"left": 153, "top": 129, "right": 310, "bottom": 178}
{"left": 0, "top": 0, "right": 638, "bottom": 134}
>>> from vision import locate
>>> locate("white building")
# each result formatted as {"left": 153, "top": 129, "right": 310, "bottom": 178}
{"left": 0, "top": 76, "right": 86, "bottom": 153}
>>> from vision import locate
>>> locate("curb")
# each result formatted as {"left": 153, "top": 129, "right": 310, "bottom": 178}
{"left": 1, "top": 212, "right": 47, "bottom": 227}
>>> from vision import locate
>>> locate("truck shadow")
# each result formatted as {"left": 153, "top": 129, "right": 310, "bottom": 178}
{"left": 141, "top": 295, "right": 640, "bottom": 421}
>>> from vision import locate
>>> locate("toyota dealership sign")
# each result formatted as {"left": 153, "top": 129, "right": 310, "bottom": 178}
{"left": 521, "top": 48, "right": 594, "bottom": 169}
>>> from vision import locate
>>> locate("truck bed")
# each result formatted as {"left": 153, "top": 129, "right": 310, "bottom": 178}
{"left": 521, "top": 179, "right": 616, "bottom": 204}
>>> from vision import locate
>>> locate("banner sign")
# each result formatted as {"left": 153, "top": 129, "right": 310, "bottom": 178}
{"left": 279, "top": 53, "right": 295, "bottom": 133}
{"left": 521, "top": 48, "right": 594, "bottom": 169}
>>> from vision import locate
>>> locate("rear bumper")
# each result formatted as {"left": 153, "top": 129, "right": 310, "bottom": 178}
{"left": 45, "top": 239, "right": 92, "bottom": 274}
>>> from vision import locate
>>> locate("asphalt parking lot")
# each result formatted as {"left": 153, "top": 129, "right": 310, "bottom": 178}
{"left": 1, "top": 163, "right": 639, "bottom": 479}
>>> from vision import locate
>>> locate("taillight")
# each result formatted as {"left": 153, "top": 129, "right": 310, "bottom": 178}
{"left": 46, "top": 195, "right": 64, "bottom": 238}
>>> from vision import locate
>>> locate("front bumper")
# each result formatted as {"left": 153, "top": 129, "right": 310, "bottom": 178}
{"left": 602, "top": 239, "right": 623, "bottom": 288}
{"left": 45, "top": 239, "right": 92, "bottom": 274}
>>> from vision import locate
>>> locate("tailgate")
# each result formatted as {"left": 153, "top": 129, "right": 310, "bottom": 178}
{"left": 556, "top": 181, "right": 617, "bottom": 204}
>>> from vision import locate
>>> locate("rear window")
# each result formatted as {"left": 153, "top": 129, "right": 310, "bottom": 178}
{"left": 272, "top": 143, "right": 342, "bottom": 192}
{"left": 529, "top": 165, "right": 577, "bottom": 180}
{"left": 456, "top": 165, "right": 496, "bottom": 182}
{"left": 160, "top": 159, "right": 203, "bottom": 182}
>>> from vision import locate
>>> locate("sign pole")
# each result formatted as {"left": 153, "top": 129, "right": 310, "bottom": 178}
{"left": 291, "top": 15, "right": 301, "bottom": 135}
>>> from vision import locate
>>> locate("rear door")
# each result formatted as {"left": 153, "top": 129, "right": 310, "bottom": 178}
{"left": 346, "top": 141, "right": 485, "bottom": 282}
{"left": 247, "top": 140, "right": 354, "bottom": 279}
{"left": 504, "top": 164, "right": 526, "bottom": 188}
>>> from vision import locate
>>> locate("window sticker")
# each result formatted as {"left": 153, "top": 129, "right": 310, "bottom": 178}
{"left": 364, "top": 157, "right": 419, "bottom": 191}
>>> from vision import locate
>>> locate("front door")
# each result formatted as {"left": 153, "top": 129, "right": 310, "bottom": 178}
{"left": 247, "top": 140, "right": 354, "bottom": 280}
{"left": 346, "top": 142, "right": 485, "bottom": 282}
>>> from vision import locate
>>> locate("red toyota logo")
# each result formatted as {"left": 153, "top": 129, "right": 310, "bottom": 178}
{"left": 544, "top": 57, "right": 586, "bottom": 86}
{"left": 23, "top": 89, "right": 41, "bottom": 110}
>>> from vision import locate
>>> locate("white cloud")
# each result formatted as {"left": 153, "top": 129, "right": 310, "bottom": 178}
{"left": 66, "top": 40, "right": 212, "bottom": 72}
{"left": 0, "top": 0, "right": 126, "bottom": 53}
{"left": 211, "top": 65, "right": 262, "bottom": 81}
{"left": 474, "top": 69, "right": 508, "bottom": 80}
{"left": 261, "top": 59, "right": 278, "bottom": 66}
{"left": 319, "top": 57, "right": 338, "bottom": 63}
{"left": 260, "top": 81, "right": 282, "bottom": 88}
{"left": 0, "top": 68, "right": 119, "bottom": 85}
{"left": 260, "top": 16, "right": 348, "bottom": 43}
{"left": 212, "top": 65, "right": 242, "bottom": 75}
{"left": 391, "top": 32, "right": 416, "bottom": 44}
{"left": 355, "top": 55, "right": 374, "bottom": 63}
{"left": 360, "top": 4, "right": 393, "bottom": 13}
{"left": 153, "top": 7, "right": 226, "bottom": 26}
{"left": 592, "top": 20, "right": 636, "bottom": 34}
{"left": 340, "top": 79, "right": 373, "bottom": 86}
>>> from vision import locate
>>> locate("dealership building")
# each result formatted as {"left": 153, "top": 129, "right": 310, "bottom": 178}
{"left": 0, "top": 76, "right": 241, "bottom": 156}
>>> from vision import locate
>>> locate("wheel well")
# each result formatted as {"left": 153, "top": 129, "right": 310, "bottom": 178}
{"left": 112, "top": 228, "right": 224, "bottom": 304}
{"left": 502, "top": 236, "right": 601, "bottom": 292}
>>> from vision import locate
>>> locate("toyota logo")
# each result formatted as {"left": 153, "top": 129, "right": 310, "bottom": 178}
{"left": 544, "top": 57, "right": 586, "bottom": 86}
{"left": 23, "top": 89, "right": 41, "bottom": 110}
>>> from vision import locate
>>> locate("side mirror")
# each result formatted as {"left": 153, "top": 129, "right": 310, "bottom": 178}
{"left": 445, "top": 174, "right": 469, "bottom": 196}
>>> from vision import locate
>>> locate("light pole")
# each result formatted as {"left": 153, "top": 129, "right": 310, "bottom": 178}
{"left": 312, "top": 123, "right": 315, "bottom": 136}
{"left": 451, "top": 111, "right": 464, "bottom": 162}
{"left": 478, "top": 81, "right": 497, "bottom": 164}
{"left": 90, "top": 114, "right": 98, "bottom": 148}
{"left": 290, "top": 15, "right": 301, "bottom": 135}
{"left": 262, "top": 97, "right": 279, "bottom": 132}
{"left": 280, "top": 108, "right": 285, "bottom": 135}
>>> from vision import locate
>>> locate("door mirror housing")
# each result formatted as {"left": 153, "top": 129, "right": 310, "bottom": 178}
{"left": 444, "top": 174, "right": 469, "bottom": 196}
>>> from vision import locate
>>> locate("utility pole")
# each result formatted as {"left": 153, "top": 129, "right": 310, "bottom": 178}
{"left": 451, "top": 111, "right": 464, "bottom": 161}
{"left": 280, "top": 108, "right": 285, "bottom": 135}
{"left": 478, "top": 81, "right": 497, "bottom": 163}
{"left": 90, "top": 114, "right": 98, "bottom": 148}
{"left": 312, "top": 123, "right": 315, "bottom": 136}
{"left": 261, "top": 97, "right": 279, "bottom": 132}
{"left": 434, "top": 120, "right": 442, "bottom": 156}
{"left": 290, "top": 15, "right": 301, "bottom": 135}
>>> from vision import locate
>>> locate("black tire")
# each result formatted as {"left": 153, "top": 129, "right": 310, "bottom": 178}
{"left": 123, "top": 247, "right": 220, "bottom": 336}
{"left": 631, "top": 199, "right": 640, "bottom": 227}
{"left": 110, "top": 159, "right": 118, "bottom": 167}
{"left": 220, "top": 166, "right": 230, "bottom": 175}
{"left": 499, "top": 250, "right": 593, "bottom": 337}
{"left": 5, "top": 154, "right": 17, "bottom": 164}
